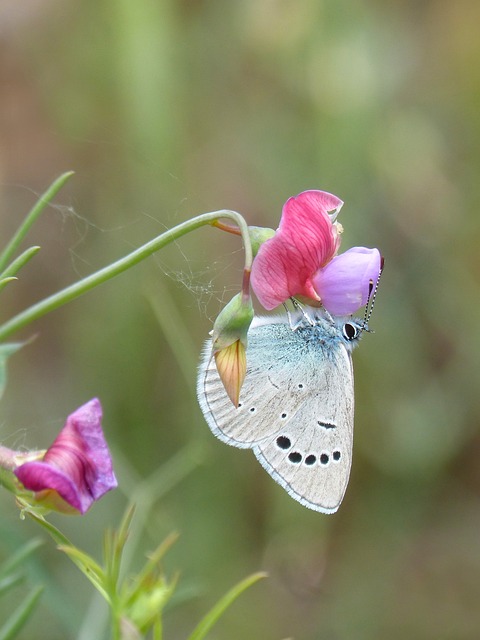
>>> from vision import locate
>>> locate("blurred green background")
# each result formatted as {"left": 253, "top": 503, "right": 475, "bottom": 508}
{"left": 1, "top": 1, "right": 480, "bottom": 638}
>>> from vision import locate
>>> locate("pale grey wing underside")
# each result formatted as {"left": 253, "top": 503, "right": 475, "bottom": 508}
{"left": 253, "top": 395, "right": 353, "bottom": 513}
{"left": 198, "top": 321, "right": 320, "bottom": 447}
{"left": 197, "top": 318, "right": 355, "bottom": 513}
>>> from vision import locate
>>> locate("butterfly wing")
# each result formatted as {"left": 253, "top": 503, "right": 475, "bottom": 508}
{"left": 197, "top": 315, "right": 355, "bottom": 513}
{"left": 198, "top": 318, "right": 318, "bottom": 447}
{"left": 253, "top": 378, "right": 354, "bottom": 514}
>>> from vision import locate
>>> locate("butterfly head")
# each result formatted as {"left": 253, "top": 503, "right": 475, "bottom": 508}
{"left": 333, "top": 316, "right": 365, "bottom": 351}
{"left": 336, "top": 255, "right": 384, "bottom": 348}
{"left": 342, "top": 319, "right": 363, "bottom": 342}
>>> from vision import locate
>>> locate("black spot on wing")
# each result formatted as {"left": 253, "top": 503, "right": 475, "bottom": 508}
{"left": 317, "top": 420, "right": 336, "bottom": 430}
{"left": 276, "top": 435, "right": 291, "bottom": 450}
{"left": 288, "top": 451, "right": 302, "bottom": 464}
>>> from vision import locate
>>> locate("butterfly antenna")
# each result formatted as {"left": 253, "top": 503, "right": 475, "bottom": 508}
{"left": 362, "top": 256, "right": 384, "bottom": 331}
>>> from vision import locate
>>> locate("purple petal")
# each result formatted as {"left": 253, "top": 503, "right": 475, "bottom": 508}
{"left": 312, "top": 247, "right": 382, "bottom": 316}
{"left": 15, "top": 398, "right": 117, "bottom": 514}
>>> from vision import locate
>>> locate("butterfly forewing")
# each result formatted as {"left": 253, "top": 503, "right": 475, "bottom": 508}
{"left": 200, "top": 320, "right": 320, "bottom": 446}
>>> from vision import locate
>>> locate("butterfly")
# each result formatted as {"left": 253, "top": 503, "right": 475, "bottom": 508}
{"left": 197, "top": 304, "right": 370, "bottom": 513}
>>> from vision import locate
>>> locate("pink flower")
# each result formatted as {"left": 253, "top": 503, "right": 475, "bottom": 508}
{"left": 14, "top": 398, "right": 117, "bottom": 514}
{"left": 250, "top": 190, "right": 381, "bottom": 315}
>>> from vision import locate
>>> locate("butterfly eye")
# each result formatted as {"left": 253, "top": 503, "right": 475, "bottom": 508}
{"left": 342, "top": 322, "right": 359, "bottom": 341}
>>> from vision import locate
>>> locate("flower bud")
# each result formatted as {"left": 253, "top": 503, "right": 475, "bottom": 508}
{"left": 214, "top": 340, "right": 247, "bottom": 408}
{"left": 14, "top": 398, "right": 117, "bottom": 515}
{"left": 211, "top": 292, "right": 254, "bottom": 407}
{"left": 211, "top": 292, "right": 254, "bottom": 353}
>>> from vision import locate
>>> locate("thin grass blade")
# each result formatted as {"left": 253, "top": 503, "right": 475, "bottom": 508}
{"left": 0, "top": 585, "right": 44, "bottom": 640}
{"left": 187, "top": 572, "right": 267, "bottom": 640}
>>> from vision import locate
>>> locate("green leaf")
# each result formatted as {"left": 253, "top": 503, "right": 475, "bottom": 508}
{"left": 0, "top": 585, "right": 44, "bottom": 640}
{"left": 104, "top": 504, "right": 136, "bottom": 595}
{"left": 22, "top": 508, "right": 108, "bottom": 602}
{"left": 56, "top": 545, "right": 108, "bottom": 602}
{"left": 0, "top": 539, "right": 43, "bottom": 580}
{"left": 0, "top": 573, "right": 24, "bottom": 597}
{"left": 187, "top": 572, "right": 267, "bottom": 640}
{"left": 0, "top": 342, "right": 26, "bottom": 402}
{"left": 127, "top": 578, "right": 177, "bottom": 635}
{"left": 0, "top": 172, "right": 74, "bottom": 273}
{"left": 123, "top": 531, "right": 178, "bottom": 606}
{"left": 0, "top": 278, "right": 17, "bottom": 294}
{"left": 0, "top": 246, "right": 41, "bottom": 283}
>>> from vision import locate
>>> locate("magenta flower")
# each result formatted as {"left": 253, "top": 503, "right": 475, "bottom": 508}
{"left": 14, "top": 398, "right": 117, "bottom": 514}
{"left": 250, "top": 190, "right": 381, "bottom": 315}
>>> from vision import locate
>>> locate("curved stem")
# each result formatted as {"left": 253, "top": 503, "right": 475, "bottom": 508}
{"left": 0, "top": 210, "right": 252, "bottom": 342}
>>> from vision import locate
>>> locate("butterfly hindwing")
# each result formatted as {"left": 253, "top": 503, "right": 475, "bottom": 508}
{"left": 253, "top": 363, "right": 354, "bottom": 513}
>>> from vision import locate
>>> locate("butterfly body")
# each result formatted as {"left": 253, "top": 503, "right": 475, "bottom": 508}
{"left": 197, "top": 308, "right": 363, "bottom": 514}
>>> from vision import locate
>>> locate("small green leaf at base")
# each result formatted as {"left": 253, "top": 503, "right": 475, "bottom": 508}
{"left": 0, "top": 585, "right": 44, "bottom": 640}
{"left": 187, "top": 572, "right": 267, "bottom": 640}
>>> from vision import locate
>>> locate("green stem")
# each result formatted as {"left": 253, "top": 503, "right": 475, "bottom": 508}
{"left": 0, "top": 172, "right": 74, "bottom": 273}
{"left": 111, "top": 603, "right": 121, "bottom": 640}
{"left": 23, "top": 510, "right": 72, "bottom": 548}
{"left": 0, "top": 467, "right": 18, "bottom": 494}
{"left": 0, "top": 210, "right": 252, "bottom": 342}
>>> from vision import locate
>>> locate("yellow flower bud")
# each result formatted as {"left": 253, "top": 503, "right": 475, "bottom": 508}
{"left": 214, "top": 340, "right": 247, "bottom": 407}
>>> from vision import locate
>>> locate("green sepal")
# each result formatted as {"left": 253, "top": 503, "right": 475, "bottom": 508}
{"left": 248, "top": 226, "right": 275, "bottom": 257}
{"left": 211, "top": 293, "right": 254, "bottom": 352}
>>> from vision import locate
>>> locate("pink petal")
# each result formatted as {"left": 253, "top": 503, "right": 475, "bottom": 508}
{"left": 277, "top": 190, "right": 344, "bottom": 230}
{"left": 312, "top": 247, "right": 382, "bottom": 316}
{"left": 15, "top": 398, "right": 117, "bottom": 514}
{"left": 251, "top": 191, "right": 342, "bottom": 310}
